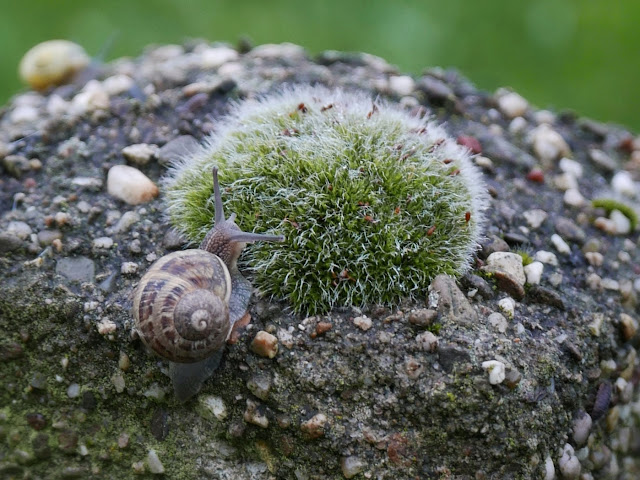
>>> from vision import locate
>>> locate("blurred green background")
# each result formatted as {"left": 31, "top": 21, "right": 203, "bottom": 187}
{"left": 2, "top": 0, "right": 639, "bottom": 130}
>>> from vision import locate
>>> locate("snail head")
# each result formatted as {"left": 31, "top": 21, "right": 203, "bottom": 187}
{"left": 199, "top": 166, "right": 283, "bottom": 267}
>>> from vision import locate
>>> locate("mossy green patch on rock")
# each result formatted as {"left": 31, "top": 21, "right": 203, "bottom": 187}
{"left": 165, "top": 86, "right": 489, "bottom": 314}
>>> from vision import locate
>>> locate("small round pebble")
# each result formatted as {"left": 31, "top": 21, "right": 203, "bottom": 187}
{"left": 67, "top": 383, "right": 80, "bottom": 398}
{"left": 535, "top": 250, "right": 558, "bottom": 266}
{"left": 572, "top": 411, "right": 592, "bottom": 446}
{"left": 388, "top": 75, "right": 415, "bottom": 96}
{"left": 107, "top": 165, "right": 159, "bottom": 205}
{"left": 610, "top": 210, "right": 631, "bottom": 234}
{"left": 559, "top": 157, "right": 583, "bottom": 177}
{"left": 486, "top": 252, "right": 526, "bottom": 286}
{"left": 611, "top": 171, "right": 636, "bottom": 197}
{"left": 585, "top": 252, "right": 603, "bottom": 267}
{"left": 487, "top": 312, "right": 508, "bottom": 333}
{"left": 250, "top": 331, "right": 279, "bottom": 358}
{"left": 523, "top": 209, "right": 548, "bottom": 229}
{"left": 341, "top": 456, "right": 366, "bottom": 478}
{"left": 122, "top": 143, "right": 159, "bottom": 166}
{"left": 531, "top": 124, "right": 571, "bottom": 163}
{"left": 558, "top": 444, "right": 581, "bottom": 479}
{"left": 495, "top": 89, "right": 528, "bottom": 118}
{"left": 415, "top": 331, "right": 438, "bottom": 352}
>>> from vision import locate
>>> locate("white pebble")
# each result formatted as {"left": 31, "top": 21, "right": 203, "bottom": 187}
{"left": 487, "top": 312, "right": 508, "bottom": 333}
{"left": 486, "top": 252, "right": 526, "bottom": 285}
{"left": 589, "top": 149, "right": 616, "bottom": 170}
{"left": 544, "top": 455, "right": 556, "bottom": 480}
{"left": 559, "top": 157, "right": 583, "bottom": 178}
{"left": 122, "top": 143, "right": 159, "bottom": 166}
{"left": 523, "top": 209, "right": 548, "bottom": 229}
{"left": 602, "top": 278, "right": 620, "bottom": 291}
{"left": 97, "top": 318, "right": 117, "bottom": 335}
{"left": 534, "top": 110, "right": 556, "bottom": 125}
{"left": 92, "top": 237, "right": 114, "bottom": 249}
{"left": 572, "top": 411, "right": 592, "bottom": 446}
{"left": 508, "top": 116, "right": 527, "bottom": 135}
{"left": 553, "top": 173, "right": 578, "bottom": 191}
{"left": 69, "top": 80, "right": 109, "bottom": 117}
{"left": 47, "top": 95, "right": 70, "bottom": 117}
{"left": 72, "top": 176, "right": 103, "bottom": 189}
{"left": 11, "top": 105, "right": 39, "bottom": 123}
{"left": 558, "top": 444, "right": 581, "bottom": 479}
{"left": 147, "top": 449, "right": 165, "bottom": 474}
{"left": 67, "top": 383, "right": 80, "bottom": 398}
{"left": 121, "top": 262, "right": 138, "bottom": 275}
{"left": 585, "top": 252, "right": 603, "bottom": 267}
{"left": 610, "top": 210, "right": 631, "bottom": 234}
{"left": 481, "top": 360, "right": 506, "bottom": 385}
{"left": 107, "top": 165, "right": 159, "bottom": 205}
{"left": 389, "top": 75, "right": 415, "bottom": 96}
{"left": 524, "top": 261, "right": 544, "bottom": 285}
{"left": 341, "top": 456, "right": 366, "bottom": 479}
{"left": 7, "top": 221, "right": 33, "bottom": 239}
{"left": 611, "top": 171, "right": 636, "bottom": 197}
{"left": 199, "top": 46, "right": 239, "bottom": 68}
{"left": 102, "top": 74, "right": 134, "bottom": 96}
{"left": 550, "top": 234, "right": 570, "bottom": 254}
{"left": 563, "top": 189, "right": 585, "bottom": 207}
{"left": 535, "top": 250, "right": 558, "bottom": 266}
{"left": 353, "top": 315, "right": 372, "bottom": 331}
{"left": 199, "top": 395, "right": 228, "bottom": 421}
{"left": 495, "top": 89, "right": 528, "bottom": 118}
{"left": 498, "top": 297, "right": 516, "bottom": 319}
{"left": 474, "top": 155, "right": 494, "bottom": 170}
{"left": 530, "top": 124, "right": 570, "bottom": 163}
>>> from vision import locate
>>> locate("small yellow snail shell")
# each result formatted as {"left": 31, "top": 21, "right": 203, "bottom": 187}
{"left": 133, "top": 249, "right": 232, "bottom": 363}
{"left": 19, "top": 40, "right": 90, "bottom": 90}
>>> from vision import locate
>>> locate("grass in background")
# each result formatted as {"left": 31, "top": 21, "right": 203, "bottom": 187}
{"left": 1, "top": 0, "right": 638, "bottom": 130}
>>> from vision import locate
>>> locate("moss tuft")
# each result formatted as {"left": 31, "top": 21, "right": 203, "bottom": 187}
{"left": 591, "top": 197, "right": 638, "bottom": 230}
{"left": 164, "top": 86, "right": 489, "bottom": 314}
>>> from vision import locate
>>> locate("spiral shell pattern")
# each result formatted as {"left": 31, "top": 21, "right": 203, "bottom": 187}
{"left": 133, "top": 249, "right": 232, "bottom": 363}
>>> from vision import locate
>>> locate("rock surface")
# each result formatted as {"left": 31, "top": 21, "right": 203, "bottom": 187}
{"left": 1, "top": 41, "right": 640, "bottom": 479}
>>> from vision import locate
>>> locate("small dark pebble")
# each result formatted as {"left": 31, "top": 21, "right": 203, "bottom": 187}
{"left": 479, "top": 235, "right": 510, "bottom": 259}
{"left": 58, "top": 430, "right": 79, "bottom": 453}
{"left": 98, "top": 271, "right": 118, "bottom": 293}
{"left": 527, "top": 286, "right": 565, "bottom": 310}
{"left": 554, "top": 217, "right": 585, "bottom": 244}
{"left": 504, "top": 368, "right": 522, "bottom": 389}
{"left": 0, "top": 232, "right": 23, "bottom": 253}
{"left": 32, "top": 433, "right": 51, "bottom": 459}
{"left": 157, "top": 135, "right": 200, "bottom": 167}
{"left": 591, "top": 381, "right": 612, "bottom": 420}
{"left": 0, "top": 341, "right": 24, "bottom": 361}
{"left": 150, "top": 407, "right": 169, "bottom": 441}
{"left": 82, "top": 391, "right": 97, "bottom": 411}
{"left": 437, "top": 345, "right": 471, "bottom": 374}
{"left": 178, "top": 92, "right": 209, "bottom": 116}
{"left": 417, "top": 76, "right": 455, "bottom": 101}
{"left": 563, "top": 341, "right": 583, "bottom": 362}
{"left": 26, "top": 413, "right": 46, "bottom": 430}
{"left": 502, "top": 232, "right": 530, "bottom": 246}
{"left": 460, "top": 273, "right": 494, "bottom": 299}
{"left": 30, "top": 372, "right": 47, "bottom": 390}
{"left": 228, "top": 419, "right": 246, "bottom": 438}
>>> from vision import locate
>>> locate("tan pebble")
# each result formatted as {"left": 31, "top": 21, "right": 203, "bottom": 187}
{"left": 107, "top": 165, "right": 159, "bottom": 205}
{"left": 250, "top": 331, "right": 278, "bottom": 358}
{"left": 243, "top": 399, "right": 269, "bottom": 428}
{"left": 118, "top": 352, "right": 130, "bottom": 371}
{"left": 585, "top": 251, "right": 604, "bottom": 266}
{"left": 19, "top": 40, "right": 90, "bottom": 90}
{"left": 97, "top": 318, "right": 117, "bottom": 335}
{"left": 619, "top": 313, "right": 638, "bottom": 341}
{"left": 117, "top": 432, "right": 130, "bottom": 449}
{"left": 51, "top": 238, "right": 63, "bottom": 252}
{"left": 122, "top": 143, "right": 159, "bottom": 166}
{"left": 301, "top": 413, "right": 327, "bottom": 439}
{"left": 311, "top": 321, "right": 332, "bottom": 338}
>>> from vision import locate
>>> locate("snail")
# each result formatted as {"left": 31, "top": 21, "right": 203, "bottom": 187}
{"left": 133, "top": 166, "right": 283, "bottom": 401}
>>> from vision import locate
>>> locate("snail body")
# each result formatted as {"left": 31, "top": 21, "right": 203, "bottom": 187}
{"left": 133, "top": 167, "right": 283, "bottom": 400}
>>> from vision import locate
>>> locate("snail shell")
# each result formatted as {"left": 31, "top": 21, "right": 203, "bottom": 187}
{"left": 133, "top": 249, "right": 232, "bottom": 363}
{"left": 19, "top": 40, "right": 90, "bottom": 90}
